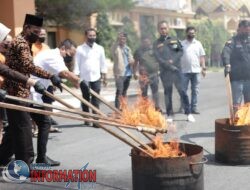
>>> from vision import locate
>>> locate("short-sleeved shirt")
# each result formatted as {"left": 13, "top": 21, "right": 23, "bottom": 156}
{"left": 181, "top": 39, "right": 205, "bottom": 73}
{"left": 30, "top": 48, "right": 68, "bottom": 103}
{"left": 134, "top": 47, "right": 159, "bottom": 75}
{"left": 4, "top": 32, "right": 51, "bottom": 98}
{"left": 74, "top": 42, "right": 107, "bottom": 82}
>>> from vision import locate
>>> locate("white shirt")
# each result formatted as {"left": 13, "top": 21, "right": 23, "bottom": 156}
{"left": 74, "top": 42, "right": 107, "bottom": 82}
{"left": 30, "top": 48, "right": 68, "bottom": 103}
{"left": 181, "top": 39, "right": 205, "bottom": 73}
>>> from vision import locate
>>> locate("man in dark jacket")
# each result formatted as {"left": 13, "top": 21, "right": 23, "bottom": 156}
{"left": 153, "top": 21, "right": 192, "bottom": 122}
{"left": 222, "top": 20, "right": 250, "bottom": 110}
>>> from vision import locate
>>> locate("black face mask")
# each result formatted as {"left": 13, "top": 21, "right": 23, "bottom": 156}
{"left": 64, "top": 54, "right": 73, "bottom": 63}
{"left": 38, "top": 37, "right": 45, "bottom": 43}
{"left": 187, "top": 35, "right": 195, "bottom": 40}
{"left": 27, "top": 32, "right": 39, "bottom": 43}
{"left": 87, "top": 38, "right": 96, "bottom": 44}
{"left": 159, "top": 35, "right": 167, "bottom": 42}
{"left": 238, "top": 33, "right": 249, "bottom": 40}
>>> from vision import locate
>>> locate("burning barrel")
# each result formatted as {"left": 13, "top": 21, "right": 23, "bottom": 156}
{"left": 215, "top": 118, "right": 250, "bottom": 164}
{"left": 131, "top": 142, "right": 206, "bottom": 190}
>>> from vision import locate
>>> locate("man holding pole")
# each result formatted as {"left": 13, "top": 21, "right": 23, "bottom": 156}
{"left": 0, "top": 14, "right": 62, "bottom": 167}
{"left": 222, "top": 20, "right": 250, "bottom": 112}
{"left": 30, "top": 39, "right": 79, "bottom": 166}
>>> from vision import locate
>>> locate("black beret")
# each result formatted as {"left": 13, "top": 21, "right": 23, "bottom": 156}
{"left": 24, "top": 14, "right": 43, "bottom": 27}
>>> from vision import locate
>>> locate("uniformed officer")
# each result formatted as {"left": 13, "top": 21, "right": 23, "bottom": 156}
{"left": 153, "top": 21, "right": 191, "bottom": 122}
{"left": 222, "top": 20, "right": 250, "bottom": 109}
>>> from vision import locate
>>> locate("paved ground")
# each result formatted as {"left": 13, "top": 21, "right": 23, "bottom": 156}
{"left": 1, "top": 71, "right": 250, "bottom": 190}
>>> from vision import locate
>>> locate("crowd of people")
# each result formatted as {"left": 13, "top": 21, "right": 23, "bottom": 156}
{"left": 0, "top": 13, "right": 249, "bottom": 169}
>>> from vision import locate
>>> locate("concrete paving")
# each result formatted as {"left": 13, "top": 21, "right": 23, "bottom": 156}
{"left": 1, "top": 71, "right": 250, "bottom": 190}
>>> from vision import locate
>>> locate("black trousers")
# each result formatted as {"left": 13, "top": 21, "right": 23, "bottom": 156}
{"left": 80, "top": 80, "right": 101, "bottom": 114}
{"left": 160, "top": 70, "right": 189, "bottom": 115}
{"left": 0, "top": 100, "right": 34, "bottom": 166}
{"left": 30, "top": 106, "right": 51, "bottom": 160}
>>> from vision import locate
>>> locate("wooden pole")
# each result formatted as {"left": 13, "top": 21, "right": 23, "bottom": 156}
{"left": 225, "top": 75, "right": 235, "bottom": 125}
{"left": 0, "top": 101, "right": 154, "bottom": 158}
{"left": 89, "top": 88, "right": 121, "bottom": 114}
{"left": 60, "top": 83, "right": 105, "bottom": 116}
{"left": 87, "top": 84, "right": 166, "bottom": 135}
{"left": 60, "top": 83, "right": 155, "bottom": 155}
{"left": 44, "top": 91, "right": 74, "bottom": 109}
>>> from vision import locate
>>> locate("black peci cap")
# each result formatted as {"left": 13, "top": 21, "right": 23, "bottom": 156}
{"left": 238, "top": 20, "right": 250, "bottom": 28}
{"left": 24, "top": 14, "right": 43, "bottom": 27}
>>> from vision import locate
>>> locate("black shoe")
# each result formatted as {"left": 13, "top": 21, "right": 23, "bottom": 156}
{"left": 50, "top": 117, "right": 58, "bottom": 125}
{"left": 92, "top": 123, "right": 99, "bottom": 128}
{"left": 84, "top": 121, "right": 91, "bottom": 126}
{"left": 36, "top": 156, "right": 60, "bottom": 167}
{"left": 191, "top": 110, "right": 200, "bottom": 114}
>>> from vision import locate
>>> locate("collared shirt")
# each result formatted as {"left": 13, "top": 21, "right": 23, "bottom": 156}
{"left": 181, "top": 39, "right": 205, "bottom": 73}
{"left": 5, "top": 32, "right": 51, "bottom": 98}
{"left": 111, "top": 43, "right": 134, "bottom": 77}
{"left": 74, "top": 42, "right": 107, "bottom": 82}
{"left": 30, "top": 48, "right": 68, "bottom": 103}
{"left": 122, "top": 46, "right": 132, "bottom": 76}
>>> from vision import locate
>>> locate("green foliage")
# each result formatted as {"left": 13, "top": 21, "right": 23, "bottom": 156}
{"left": 140, "top": 16, "right": 157, "bottom": 40}
{"left": 120, "top": 16, "right": 140, "bottom": 52}
{"left": 188, "top": 18, "right": 230, "bottom": 66}
{"left": 35, "top": 0, "right": 135, "bottom": 29}
{"left": 96, "top": 12, "right": 116, "bottom": 58}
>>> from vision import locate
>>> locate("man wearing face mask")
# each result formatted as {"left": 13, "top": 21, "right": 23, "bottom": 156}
{"left": 32, "top": 28, "right": 50, "bottom": 57}
{"left": 180, "top": 26, "right": 206, "bottom": 117}
{"left": 222, "top": 20, "right": 250, "bottom": 109}
{"left": 1, "top": 14, "right": 62, "bottom": 167}
{"left": 74, "top": 28, "right": 107, "bottom": 127}
{"left": 153, "top": 21, "right": 189, "bottom": 122}
{"left": 30, "top": 39, "right": 79, "bottom": 166}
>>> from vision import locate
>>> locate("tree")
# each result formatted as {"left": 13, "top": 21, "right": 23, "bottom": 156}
{"left": 188, "top": 18, "right": 230, "bottom": 67}
{"left": 35, "top": 0, "right": 135, "bottom": 29}
{"left": 120, "top": 16, "right": 139, "bottom": 52}
{"left": 96, "top": 12, "right": 116, "bottom": 58}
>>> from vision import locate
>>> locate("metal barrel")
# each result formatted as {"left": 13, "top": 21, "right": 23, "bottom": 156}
{"left": 215, "top": 118, "right": 250, "bottom": 165}
{"left": 131, "top": 143, "right": 205, "bottom": 190}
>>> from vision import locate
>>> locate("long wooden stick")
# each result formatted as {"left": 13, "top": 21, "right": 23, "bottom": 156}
{"left": 6, "top": 95, "right": 160, "bottom": 133}
{"left": 60, "top": 83, "right": 155, "bottom": 155}
{"left": 44, "top": 90, "right": 74, "bottom": 109}
{"left": 0, "top": 101, "right": 154, "bottom": 157}
{"left": 89, "top": 88, "right": 121, "bottom": 114}
{"left": 61, "top": 83, "right": 105, "bottom": 116}
{"left": 225, "top": 75, "right": 235, "bottom": 125}
{"left": 87, "top": 84, "right": 165, "bottom": 137}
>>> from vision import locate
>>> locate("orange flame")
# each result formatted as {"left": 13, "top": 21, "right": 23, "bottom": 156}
{"left": 234, "top": 103, "right": 250, "bottom": 126}
{"left": 151, "top": 136, "right": 186, "bottom": 158}
{"left": 118, "top": 96, "right": 167, "bottom": 129}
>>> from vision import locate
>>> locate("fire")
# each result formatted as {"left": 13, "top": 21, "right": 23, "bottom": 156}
{"left": 151, "top": 136, "right": 186, "bottom": 158}
{"left": 234, "top": 103, "right": 250, "bottom": 126}
{"left": 118, "top": 96, "right": 167, "bottom": 130}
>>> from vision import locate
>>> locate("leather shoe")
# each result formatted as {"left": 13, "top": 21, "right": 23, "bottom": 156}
{"left": 84, "top": 121, "right": 91, "bottom": 126}
{"left": 92, "top": 123, "right": 100, "bottom": 128}
{"left": 36, "top": 156, "right": 60, "bottom": 167}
